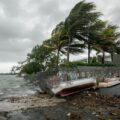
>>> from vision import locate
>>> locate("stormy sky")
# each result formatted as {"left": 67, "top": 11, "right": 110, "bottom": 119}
{"left": 0, "top": 0, "right": 120, "bottom": 72}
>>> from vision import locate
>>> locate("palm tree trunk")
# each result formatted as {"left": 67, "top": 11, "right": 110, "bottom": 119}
{"left": 67, "top": 36, "right": 71, "bottom": 62}
{"left": 111, "top": 52, "right": 113, "bottom": 62}
{"left": 102, "top": 52, "right": 105, "bottom": 64}
{"left": 110, "top": 46, "right": 114, "bottom": 62}
{"left": 88, "top": 43, "right": 91, "bottom": 64}
{"left": 67, "top": 47, "right": 69, "bottom": 62}
{"left": 57, "top": 49, "right": 60, "bottom": 67}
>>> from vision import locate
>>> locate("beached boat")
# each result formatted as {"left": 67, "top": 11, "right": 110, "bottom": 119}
{"left": 50, "top": 77, "right": 96, "bottom": 97}
{"left": 99, "top": 78, "right": 120, "bottom": 88}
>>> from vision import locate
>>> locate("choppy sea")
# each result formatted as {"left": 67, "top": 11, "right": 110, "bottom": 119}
{"left": 0, "top": 75, "right": 40, "bottom": 99}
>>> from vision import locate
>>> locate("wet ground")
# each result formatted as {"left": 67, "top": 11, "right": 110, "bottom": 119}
{"left": 0, "top": 91, "right": 119, "bottom": 120}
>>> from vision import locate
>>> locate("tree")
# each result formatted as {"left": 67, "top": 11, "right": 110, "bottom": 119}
{"left": 43, "top": 22, "right": 68, "bottom": 67}
{"left": 44, "top": 22, "right": 85, "bottom": 65}
{"left": 20, "top": 62, "right": 43, "bottom": 74}
{"left": 19, "top": 43, "right": 56, "bottom": 74}
{"left": 95, "top": 25, "right": 120, "bottom": 64}
{"left": 115, "top": 41, "right": 120, "bottom": 54}
{"left": 65, "top": 0, "right": 103, "bottom": 63}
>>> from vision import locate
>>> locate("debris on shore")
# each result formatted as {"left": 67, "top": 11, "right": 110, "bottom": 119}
{"left": 0, "top": 91, "right": 119, "bottom": 120}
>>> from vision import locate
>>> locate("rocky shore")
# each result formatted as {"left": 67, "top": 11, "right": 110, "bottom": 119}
{"left": 0, "top": 91, "right": 120, "bottom": 120}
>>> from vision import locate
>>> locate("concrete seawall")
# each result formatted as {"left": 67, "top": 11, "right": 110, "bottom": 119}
{"left": 35, "top": 66, "right": 120, "bottom": 93}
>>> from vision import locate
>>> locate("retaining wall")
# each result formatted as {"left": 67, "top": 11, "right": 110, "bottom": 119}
{"left": 35, "top": 66, "right": 120, "bottom": 92}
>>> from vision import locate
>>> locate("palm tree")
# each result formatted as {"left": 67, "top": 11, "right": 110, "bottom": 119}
{"left": 106, "top": 25, "right": 120, "bottom": 61}
{"left": 94, "top": 24, "right": 120, "bottom": 64}
{"left": 43, "top": 22, "right": 68, "bottom": 66}
{"left": 44, "top": 22, "right": 85, "bottom": 66}
{"left": 65, "top": 0, "right": 103, "bottom": 63}
{"left": 115, "top": 41, "right": 120, "bottom": 55}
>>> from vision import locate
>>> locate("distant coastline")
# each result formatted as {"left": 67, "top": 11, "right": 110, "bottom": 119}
{"left": 0, "top": 73, "right": 15, "bottom": 75}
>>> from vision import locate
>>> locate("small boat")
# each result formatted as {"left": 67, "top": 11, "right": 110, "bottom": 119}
{"left": 50, "top": 77, "right": 96, "bottom": 97}
{"left": 98, "top": 78, "right": 120, "bottom": 88}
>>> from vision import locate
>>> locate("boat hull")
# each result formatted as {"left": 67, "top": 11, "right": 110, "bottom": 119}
{"left": 50, "top": 77, "right": 96, "bottom": 97}
{"left": 56, "top": 83, "right": 95, "bottom": 97}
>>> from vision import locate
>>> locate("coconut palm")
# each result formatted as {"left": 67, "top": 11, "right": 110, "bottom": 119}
{"left": 43, "top": 22, "right": 68, "bottom": 66}
{"left": 115, "top": 41, "right": 120, "bottom": 54}
{"left": 65, "top": 0, "right": 103, "bottom": 63}
{"left": 43, "top": 22, "right": 85, "bottom": 66}
{"left": 94, "top": 25, "right": 120, "bottom": 64}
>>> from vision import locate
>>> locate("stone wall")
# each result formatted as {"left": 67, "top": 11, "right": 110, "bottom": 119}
{"left": 113, "top": 54, "right": 120, "bottom": 66}
{"left": 58, "top": 66, "right": 120, "bottom": 82}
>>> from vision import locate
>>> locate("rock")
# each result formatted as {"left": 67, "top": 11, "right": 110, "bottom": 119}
{"left": 69, "top": 113, "right": 81, "bottom": 120}
{"left": 98, "top": 115, "right": 105, "bottom": 120}
{"left": 88, "top": 94, "right": 91, "bottom": 97}
{"left": 96, "top": 114, "right": 99, "bottom": 117}
{"left": 92, "top": 111, "right": 96, "bottom": 115}
{"left": 67, "top": 113, "right": 71, "bottom": 117}
{"left": 72, "top": 103, "right": 76, "bottom": 106}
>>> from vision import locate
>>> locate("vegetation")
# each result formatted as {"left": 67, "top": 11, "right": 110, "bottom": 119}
{"left": 12, "top": 0, "right": 120, "bottom": 74}
{"left": 60, "top": 60, "right": 115, "bottom": 70}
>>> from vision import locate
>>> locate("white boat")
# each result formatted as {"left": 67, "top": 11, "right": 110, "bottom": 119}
{"left": 50, "top": 77, "right": 96, "bottom": 97}
{"left": 99, "top": 78, "right": 120, "bottom": 88}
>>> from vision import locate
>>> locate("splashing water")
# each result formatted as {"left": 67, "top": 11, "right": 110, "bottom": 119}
{"left": 0, "top": 75, "right": 40, "bottom": 99}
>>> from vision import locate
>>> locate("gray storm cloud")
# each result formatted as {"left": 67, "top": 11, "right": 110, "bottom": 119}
{"left": 0, "top": 0, "right": 119, "bottom": 71}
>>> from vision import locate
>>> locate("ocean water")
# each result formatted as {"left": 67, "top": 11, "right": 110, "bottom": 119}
{"left": 0, "top": 75, "right": 40, "bottom": 99}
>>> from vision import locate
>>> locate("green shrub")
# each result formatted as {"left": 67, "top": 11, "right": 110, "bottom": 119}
{"left": 60, "top": 60, "right": 115, "bottom": 70}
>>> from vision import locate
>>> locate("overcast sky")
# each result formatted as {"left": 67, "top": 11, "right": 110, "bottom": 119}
{"left": 0, "top": 0, "right": 120, "bottom": 73}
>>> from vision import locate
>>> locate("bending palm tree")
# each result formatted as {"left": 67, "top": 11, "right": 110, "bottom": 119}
{"left": 94, "top": 25, "right": 120, "bottom": 64}
{"left": 65, "top": 0, "right": 104, "bottom": 63}
{"left": 43, "top": 22, "right": 68, "bottom": 66}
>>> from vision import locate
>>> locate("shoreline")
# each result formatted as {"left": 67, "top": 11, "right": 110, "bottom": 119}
{"left": 0, "top": 91, "right": 120, "bottom": 120}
